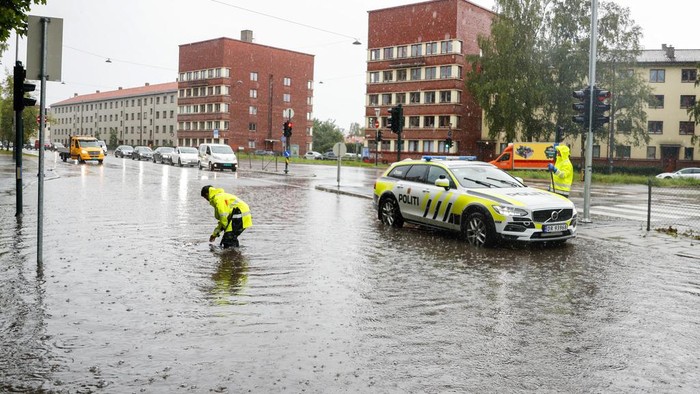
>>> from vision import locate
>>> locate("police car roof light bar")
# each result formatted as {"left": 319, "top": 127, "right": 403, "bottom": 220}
{"left": 422, "top": 155, "right": 477, "bottom": 161}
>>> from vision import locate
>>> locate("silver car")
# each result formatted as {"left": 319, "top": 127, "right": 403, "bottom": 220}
{"left": 170, "top": 146, "right": 199, "bottom": 167}
{"left": 132, "top": 146, "right": 154, "bottom": 161}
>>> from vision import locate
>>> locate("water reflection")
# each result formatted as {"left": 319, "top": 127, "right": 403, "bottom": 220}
{"left": 207, "top": 246, "right": 249, "bottom": 305}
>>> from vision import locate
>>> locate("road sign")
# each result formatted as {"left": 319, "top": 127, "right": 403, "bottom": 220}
{"left": 284, "top": 108, "right": 294, "bottom": 119}
{"left": 332, "top": 142, "right": 347, "bottom": 157}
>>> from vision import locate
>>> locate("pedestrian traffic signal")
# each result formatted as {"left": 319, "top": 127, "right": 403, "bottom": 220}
{"left": 445, "top": 137, "right": 453, "bottom": 149}
{"left": 376, "top": 130, "right": 382, "bottom": 142}
{"left": 387, "top": 104, "right": 403, "bottom": 133}
{"left": 593, "top": 88, "right": 611, "bottom": 128}
{"left": 572, "top": 88, "right": 590, "bottom": 128}
{"left": 13, "top": 63, "right": 36, "bottom": 112}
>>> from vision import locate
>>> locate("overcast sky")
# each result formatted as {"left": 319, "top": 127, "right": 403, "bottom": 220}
{"left": 1, "top": 0, "right": 697, "bottom": 132}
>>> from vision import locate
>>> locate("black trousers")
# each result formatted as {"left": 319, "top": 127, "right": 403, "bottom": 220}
{"left": 221, "top": 208, "right": 245, "bottom": 248}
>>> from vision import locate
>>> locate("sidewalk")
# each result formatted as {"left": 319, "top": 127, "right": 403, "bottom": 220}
{"left": 315, "top": 183, "right": 700, "bottom": 260}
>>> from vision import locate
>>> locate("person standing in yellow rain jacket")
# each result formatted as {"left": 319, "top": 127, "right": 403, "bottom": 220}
{"left": 201, "top": 185, "right": 252, "bottom": 248}
{"left": 547, "top": 144, "right": 574, "bottom": 197}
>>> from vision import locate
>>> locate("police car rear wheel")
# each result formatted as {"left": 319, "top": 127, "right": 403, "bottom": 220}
{"left": 380, "top": 197, "right": 404, "bottom": 228}
{"left": 464, "top": 211, "right": 496, "bottom": 247}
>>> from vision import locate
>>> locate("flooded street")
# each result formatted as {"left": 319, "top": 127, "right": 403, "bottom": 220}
{"left": 2, "top": 153, "right": 699, "bottom": 392}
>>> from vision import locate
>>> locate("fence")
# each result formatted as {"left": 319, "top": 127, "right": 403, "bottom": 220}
{"left": 647, "top": 181, "right": 700, "bottom": 237}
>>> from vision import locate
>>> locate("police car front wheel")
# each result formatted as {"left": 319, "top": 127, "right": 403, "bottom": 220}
{"left": 463, "top": 211, "right": 497, "bottom": 247}
{"left": 380, "top": 196, "right": 404, "bottom": 228}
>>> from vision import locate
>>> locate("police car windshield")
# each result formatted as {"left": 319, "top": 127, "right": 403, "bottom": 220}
{"left": 451, "top": 166, "right": 524, "bottom": 189}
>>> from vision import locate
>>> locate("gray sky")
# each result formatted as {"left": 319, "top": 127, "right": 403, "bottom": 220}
{"left": 1, "top": 0, "right": 697, "bottom": 132}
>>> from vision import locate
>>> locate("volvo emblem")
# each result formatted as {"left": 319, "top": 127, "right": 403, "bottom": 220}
{"left": 550, "top": 210, "right": 560, "bottom": 221}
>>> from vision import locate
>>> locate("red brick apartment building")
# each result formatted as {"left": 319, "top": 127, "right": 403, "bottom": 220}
{"left": 366, "top": 0, "right": 494, "bottom": 160}
{"left": 178, "top": 31, "right": 314, "bottom": 154}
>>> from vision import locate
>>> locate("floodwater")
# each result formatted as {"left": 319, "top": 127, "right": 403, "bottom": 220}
{"left": 1, "top": 153, "right": 699, "bottom": 392}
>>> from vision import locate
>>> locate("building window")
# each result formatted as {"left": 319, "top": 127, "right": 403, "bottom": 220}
{"left": 249, "top": 106, "right": 257, "bottom": 115}
{"left": 684, "top": 147, "right": 694, "bottom": 160}
{"left": 408, "top": 116, "right": 420, "bottom": 128}
{"left": 248, "top": 123, "right": 256, "bottom": 131}
{"left": 680, "top": 121, "right": 695, "bottom": 135}
{"left": 425, "top": 67, "right": 436, "bottom": 80}
{"left": 440, "top": 40, "right": 453, "bottom": 53}
{"left": 397, "top": 46, "right": 407, "bottom": 58}
{"left": 439, "top": 91, "right": 452, "bottom": 103}
{"left": 682, "top": 69, "right": 697, "bottom": 83}
{"left": 283, "top": 93, "right": 291, "bottom": 102}
{"left": 250, "top": 89, "right": 257, "bottom": 99}
{"left": 410, "top": 68, "right": 421, "bottom": 80}
{"left": 381, "top": 94, "right": 392, "bottom": 105}
{"left": 369, "top": 94, "right": 378, "bottom": 106}
{"left": 409, "top": 92, "right": 420, "bottom": 104}
{"left": 370, "top": 49, "right": 380, "bottom": 60}
{"left": 396, "top": 69, "right": 407, "bottom": 81}
{"left": 649, "top": 95, "right": 664, "bottom": 109}
{"left": 396, "top": 93, "right": 406, "bottom": 104}
{"left": 424, "top": 91, "right": 436, "bottom": 104}
{"left": 383, "top": 70, "right": 393, "bottom": 82}
{"left": 650, "top": 69, "right": 665, "bottom": 83}
{"left": 648, "top": 121, "right": 663, "bottom": 134}
{"left": 680, "top": 95, "right": 696, "bottom": 109}
{"left": 438, "top": 116, "right": 451, "bottom": 127}
{"left": 423, "top": 140, "right": 434, "bottom": 152}
{"left": 383, "top": 47, "right": 393, "bottom": 59}
{"left": 645, "top": 146, "right": 656, "bottom": 159}
{"left": 615, "top": 145, "right": 631, "bottom": 158}
{"left": 440, "top": 66, "right": 452, "bottom": 79}
{"left": 410, "top": 44, "right": 422, "bottom": 57}
{"left": 370, "top": 72, "right": 380, "bottom": 83}
{"left": 407, "top": 140, "right": 419, "bottom": 152}
{"left": 592, "top": 145, "right": 600, "bottom": 158}
{"left": 250, "top": 72, "right": 258, "bottom": 81}
{"left": 426, "top": 42, "right": 438, "bottom": 55}
{"left": 424, "top": 116, "right": 435, "bottom": 128}
{"left": 283, "top": 77, "right": 291, "bottom": 86}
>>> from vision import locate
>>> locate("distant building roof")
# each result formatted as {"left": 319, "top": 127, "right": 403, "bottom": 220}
{"left": 51, "top": 81, "right": 178, "bottom": 107}
{"left": 637, "top": 45, "right": 700, "bottom": 64}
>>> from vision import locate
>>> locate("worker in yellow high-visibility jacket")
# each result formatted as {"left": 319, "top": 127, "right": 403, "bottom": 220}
{"left": 548, "top": 144, "right": 574, "bottom": 198}
{"left": 201, "top": 185, "right": 252, "bottom": 248}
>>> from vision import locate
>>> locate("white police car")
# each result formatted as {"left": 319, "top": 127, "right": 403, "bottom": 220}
{"left": 373, "top": 156, "right": 577, "bottom": 247}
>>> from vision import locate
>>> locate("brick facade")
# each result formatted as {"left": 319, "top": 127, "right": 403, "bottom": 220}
{"left": 366, "top": 0, "right": 494, "bottom": 160}
{"left": 178, "top": 36, "right": 314, "bottom": 154}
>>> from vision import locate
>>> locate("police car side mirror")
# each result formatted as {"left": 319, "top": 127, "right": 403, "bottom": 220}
{"left": 435, "top": 178, "right": 450, "bottom": 190}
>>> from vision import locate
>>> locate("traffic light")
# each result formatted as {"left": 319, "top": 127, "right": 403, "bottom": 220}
{"left": 13, "top": 63, "right": 36, "bottom": 112}
{"left": 282, "top": 121, "right": 293, "bottom": 137}
{"left": 592, "top": 88, "right": 611, "bottom": 128}
{"left": 388, "top": 104, "right": 403, "bottom": 133}
{"left": 445, "top": 137, "right": 453, "bottom": 149}
{"left": 376, "top": 130, "right": 382, "bottom": 142}
{"left": 572, "top": 88, "right": 590, "bottom": 128}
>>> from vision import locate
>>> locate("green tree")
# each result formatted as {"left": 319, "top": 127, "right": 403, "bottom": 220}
{"left": 0, "top": 72, "right": 39, "bottom": 145}
{"left": 466, "top": 0, "right": 651, "bottom": 147}
{"left": 312, "top": 118, "right": 344, "bottom": 153}
{"left": 0, "top": 0, "right": 47, "bottom": 52}
{"left": 686, "top": 65, "right": 700, "bottom": 147}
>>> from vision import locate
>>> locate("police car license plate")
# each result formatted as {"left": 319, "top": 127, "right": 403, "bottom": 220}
{"left": 223, "top": 163, "right": 232, "bottom": 167}
{"left": 543, "top": 224, "right": 567, "bottom": 232}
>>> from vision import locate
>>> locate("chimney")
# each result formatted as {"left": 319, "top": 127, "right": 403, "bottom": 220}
{"left": 145, "top": 82, "right": 150, "bottom": 86}
{"left": 241, "top": 30, "right": 253, "bottom": 43}
{"left": 96, "top": 90, "right": 100, "bottom": 93}
{"left": 118, "top": 87, "right": 122, "bottom": 90}
{"left": 665, "top": 45, "right": 675, "bottom": 60}
{"left": 73, "top": 93, "right": 78, "bottom": 97}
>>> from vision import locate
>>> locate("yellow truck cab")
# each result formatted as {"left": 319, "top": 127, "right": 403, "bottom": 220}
{"left": 58, "top": 135, "right": 105, "bottom": 164}
{"left": 490, "top": 142, "right": 556, "bottom": 171}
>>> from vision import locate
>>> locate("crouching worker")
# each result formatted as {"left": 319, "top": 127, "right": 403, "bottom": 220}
{"left": 547, "top": 144, "right": 573, "bottom": 198}
{"left": 201, "top": 185, "right": 252, "bottom": 248}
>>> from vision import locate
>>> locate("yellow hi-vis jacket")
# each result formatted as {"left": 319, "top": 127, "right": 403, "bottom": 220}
{"left": 551, "top": 145, "right": 573, "bottom": 196}
{"left": 207, "top": 187, "right": 252, "bottom": 238}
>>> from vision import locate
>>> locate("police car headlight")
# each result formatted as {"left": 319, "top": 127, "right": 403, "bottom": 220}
{"left": 492, "top": 205, "right": 528, "bottom": 217}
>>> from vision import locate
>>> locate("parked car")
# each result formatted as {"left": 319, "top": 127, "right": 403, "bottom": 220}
{"left": 656, "top": 167, "right": 700, "bottom": 179}
{"left": 114, "top": 145, "right": 134, "bottom": 158}
{"left": 322, "top": 151, "right": 338, "bottom": 160}
{"left": 152, "top": 147, "right": 175, "bottom": 164}
{"left": 132, "top": 146, "right": 154, "bottom": 161}
{"left": 304, "top": 151, "right": 323, "bottom": 160}
{"left": 97, "top": 140, "right": 108, "bottom": 155}
{"left": 170, "top": 146, "right": 199, "bottom": 167}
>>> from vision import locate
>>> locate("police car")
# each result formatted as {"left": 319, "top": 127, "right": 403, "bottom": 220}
{"left": 373, "top": 156, "right": 577, "bottom": 247}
